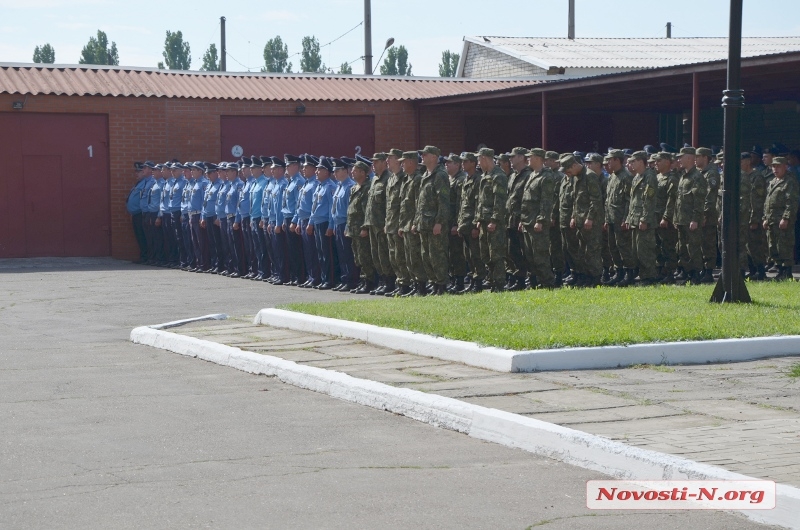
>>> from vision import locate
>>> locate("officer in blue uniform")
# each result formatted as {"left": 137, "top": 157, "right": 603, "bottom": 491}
{"left": 294, "top": 155, "right": 320, "bottom": 287}
{"left": 260, "top": 157, "right": 277, "bottom": 281}
{"left": 268, "top": 157, "right": 289, "bottom": 284}
{"left": 201, "top": 163, "right": 222, "bottom": 273}
{"left": 215, "top": 163, "right": 232, "bottom": 275}
{"left": 236, "top": 157, "right": 254, "bottom": 278}
{"left": 127, "top": 162, "right": 148, "bottom": 263}
{"left": 188, "top": 162, "right": 209, "bottom": 271}
{"left": 249, "top": 156, "right": 269, "bottom": 280}
{"left": 168, "top": 162, "right": 188, "bottom": 268}
{"left": 179, "top": 162, "right": 196, "bottom": 270}
{"left": 224, "top": 162, "right": 244, "bottom": 277}
{"left": 330, "top": 157, "right": 357, "bottom": 290}
{"left": 282, "top": 154, "right": 306, "bottom": 285}
{"left": 309, "top": 158, "right": 338, "bottom": 289}
{"left": 147, "top": 164, "right": 166, "bottom": 265}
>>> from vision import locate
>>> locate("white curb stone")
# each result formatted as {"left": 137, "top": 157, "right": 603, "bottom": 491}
{"left": 255, "top": 308, "right": 800, "bottom": 373}
{"left": 131, "top": 324, "right": 799, "bottom": 529}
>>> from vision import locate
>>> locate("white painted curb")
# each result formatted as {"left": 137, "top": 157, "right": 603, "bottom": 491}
{"left": 149, "top": 313, "right": 228, "bottom": 330}
{"left": 131, "top": 325, "right": 799, "bottom": 529}
{"left": 255, "top": 308, "right": 800, "bottom": 373}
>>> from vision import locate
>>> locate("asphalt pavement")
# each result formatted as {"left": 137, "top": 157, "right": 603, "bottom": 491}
{"left": 0, "top": 258, "right": 767, "bottom": 529}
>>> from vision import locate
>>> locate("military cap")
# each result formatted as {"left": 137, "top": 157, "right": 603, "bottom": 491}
{"left": 604, "top": 149, "right": 625, "bottom": 160}
{"left": 529, "top": 148, "right": 546, "bottom": 159}
{"left": 653, "top": 152, "right": 670, "bottom": 161}
{"left": 227, "top": 162, "right": 240, "bottom": 170}
{"left": 302, "top": 154, "right": 320, "bottom": 167}
{"left": 316, "top": 156, "right": 333, "bottom": 172}
{"left": 477, "top": 147, "right": 495, "bottom": 158}
{"left": 659, "top": 143, "right": 677, "bottom": 154}
{"left": 559, "top": 154, "right": 579, "bottom": 168}
{"left": 218, "top": 162, "right": 229, "bottom": 169}
{"left": 763, "top": 145, "right": 780, "bottom": 155}
{"left": 694, "top": 147, "right": 712, "bottom": 157}
{"left": 205, "top": 162, "right": 219, "bottom": 172}
{"left": 436, "top": 155, "right": 446, "bottom": 165}
{"left": 510, "top": 146, "right": 530, "bottom": 157}
{"left": 629, "top": 150, "right": 648, "bottom": 162}
{"left": 420, "top": 145, "right": 441, "bottom": 156}
{"left": 572, "top": 151, "right": 585, "bottom": 161}
{"left": 496, "top": 153, "right": 510, "bottom": 163}
{"left": 622, "top": 149, "right": 634, "bottom": 157}
{"left": 387, "top": 148, "right": 404, "bottom": 158}
{"left": 258, "top": 155, "right": 271, "bottom": 166}
{"left": 353, "top": 160, "right": 371, "bottom": 173}
{"left": 247, "top": 156, "right": 260, "bottom": 168}
{"left": 445, "top": 153, "right": 462, "bottom": 163}
{"left": 192, "top": 161, "right": 205, "bottom": 170}
{"left": 679, "top": 147, "right": 696, "bottom": 156}
{"left": 648, "top": 153, "right": 658, "bottom": 163}
{"left": 355, "top": 154, "right": 372, "bottom": 166}
{"left": 461, "top": 152, "right": 478, "bottom": 163}
{"left": 751, "top": 144, "right": 763, "bottom": 155}
{"left": 740, "top": 152, "right": 752, "bottom": 159}
{"left": 282, "top": 154, "right": 298, "bottom": 165}
{"left": 772, "top": 143, "right": 789, "bottom": 156}
{"left": 545, "top": 151, "right": 559, "bottom": 160}
{"left": 133, "top": 161, "right": 144, "bottom": 170}
{"left": 371, "top": 152, "right": 388, "bottom": 161}
{"left": 643, "top": 145, "right": 658, "bottom": 155}
{"left": 340, "top": 156, "right": 357, "bottom": 167}
{"left": 715, "top": 151, "right": 724, "bottom": 161}
{"left": 771, "top": 156, "right": 788, "bottom": 165}
{"left": 238, "top": 157, "right": 250, "bottom": 168}
{"left": 154, "top": 163, "right": 166, "bottom": 170}
{"left": 271, "top": 156, "right": 286, "bottom": 168}
{"left": 398, "top": 151, "right": 418, "bottom": 161}
{"left": 584, "top": 152, "right": 604, "bottom": 163}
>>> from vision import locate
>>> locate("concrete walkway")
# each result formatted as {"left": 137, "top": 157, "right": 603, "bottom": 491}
{"left": 176, "top": 318, "right": 800, "bottom": 489}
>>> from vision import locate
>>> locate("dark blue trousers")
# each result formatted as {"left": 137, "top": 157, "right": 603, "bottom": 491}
{"left": 284, "top": 218, "right": 304, "bottom": 283}
{"left": 240, "top": 216, "right": 252, "bottom": 274}
{"left": 131, "top": 213, "right": 147, "bottom": 261}
{"left": 335, "top": 223, "right": 356, "bottom": 286}
{"left": 300, "top": 218, "right": 319, "bottom": 285}
{"left": 314, "top": 222, "right": 334, "bottom": 284}
{"left": 190, "top": 214, "right": 208, "bottom": 270}
{"left": 271, "top": 225, "right": 288, "bottom": 281}
{"left": 206, "top": 216, "right": 222, "bottom": 271}
{"left": 179, "top": 213, "right": 194, "bottom": 267}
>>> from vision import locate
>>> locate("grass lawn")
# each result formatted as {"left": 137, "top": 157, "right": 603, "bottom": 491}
{"left": 284, "top": 283, "right": 800, "bottom": 350}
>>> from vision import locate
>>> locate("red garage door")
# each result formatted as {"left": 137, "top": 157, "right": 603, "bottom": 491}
{"left": 0, "top": 113, "right": 110, "bottom": 258}
{"left": 220, "top": 115, "right": 375, "bottom": 161}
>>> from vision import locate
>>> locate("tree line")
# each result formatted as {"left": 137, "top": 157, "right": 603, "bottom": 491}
{"left": 32, "top": 30, "right": 461, "bottom": 77}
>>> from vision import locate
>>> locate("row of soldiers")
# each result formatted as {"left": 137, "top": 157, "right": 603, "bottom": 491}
{"left": 126, "top": 143, "right": 798, "bottom": 295}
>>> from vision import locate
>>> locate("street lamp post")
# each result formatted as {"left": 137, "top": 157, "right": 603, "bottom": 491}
{"left": 711, "top": 0, "right": 751, "bottom": 303}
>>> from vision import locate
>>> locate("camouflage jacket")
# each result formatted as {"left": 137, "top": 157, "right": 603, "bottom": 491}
{"left": 668, "top": 167, "right": 706, "bottom": 226}
{"left": 655, "top": 171, "right": 679, "bottom": 222}
{"left": 701, "top": 165, "right": 721, "bottom": 226}
{"left": 398, "top": 169, "right": 423, "bottom": 232}
{"left": 505, "top": 166, "right": 532, "bottom": 227}
{"left": 626, "top": 168, "right": 659, "bottom": 227}
{"left": 572, "top": 167, "right": 602, "bottom": 227}
{"left": 764, "top": 175, "right": 799, "bottom": 224}
{"left": 476, "top": 165, "right": 508, "bottom": 225}
{"left": 346, "top": 179, "right": 371, "bottom": 237}
{"left": 384, "top": 170, "right": 407, "bottom": 235}
{"left": 605, "top": 168, "right": 633, "bottom": 225}
{"left": 457, "top": 170, "right": 482, "bottom": 233}
{"left": 449, "top": 170, "right": 467, "bottom": 228}
{"left": 520, "top": 167, "right": 555, "bottom": 227}
{"left": 363, "top": 169, "right": 391, "bottom": 228}
{"left": 414, "top": 165, "right": 450, "bottom": 231}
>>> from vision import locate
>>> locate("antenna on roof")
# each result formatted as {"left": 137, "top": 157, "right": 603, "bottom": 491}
{"left": 667, "top": 22, "right": 672, "bottom": 38}
{"left": 568, "top": 0, "right": 575, "bottom": 39}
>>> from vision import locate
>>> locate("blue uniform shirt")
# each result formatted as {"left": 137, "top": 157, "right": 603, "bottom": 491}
{"left": 237, "top": 177, "right": 254, "bottom": 223}
{"left": 331, "top": 177, "right": 355, "bottom": 227}
{"left": 293, "top": 178, "right": 318, "bottom": 224}
{"left": 139, "top": 176, "right": 155, "bottom": 212}
{"left": 215, "top": 180, "right": 230, "bottom": 217}
{"left": 202, "top": 179, "right": 221, "bottom": 219}
{"left": 169, "top": 176, "right": 187, "bottom": 213}
{"left": 190, "top": 176, "right": 209, "bottom": 213}
{"left": 262, "top": 177, "right": 276, "bottom": 220}
{"left": 181, "top": 177, "right": 195, "bottom": 214}
{"left": 270, "top": 178, "right": 288, "bottom": 225}
{"left": 250, "top": 175, "right": 267, "bottom": 220}
{"left": 146, "top": 178, "right": 163, "bottom": 214}
{"left": 127, "top": 178, "right": 147, "bottom": 214}
{"left": 225, "top": 178, "right": 243, "bottom": 216}
{"left": 281, "top": 172, "right": 306, "bottom": 222}
{"left": 159, "top": 177, "right": 174, "bottom": 216}
{"left": 310, "top": 178, "right": 337, "bottom": 225}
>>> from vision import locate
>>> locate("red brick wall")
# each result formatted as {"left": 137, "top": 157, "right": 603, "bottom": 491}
{"left": 0, "top": 94, "right": 417, "bottom": 260}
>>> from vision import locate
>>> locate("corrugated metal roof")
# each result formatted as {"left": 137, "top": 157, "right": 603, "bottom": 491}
{"left": 466, "top": 37, "right": 800, "bottom": 70}
{"left": 0, "top": 63, "right": 542, "bottom": 101}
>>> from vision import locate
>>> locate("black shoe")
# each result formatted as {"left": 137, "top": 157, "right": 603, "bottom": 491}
{"left": 355, "top": 282, "right": 375, "bottom": 294}
{"left": 384, "top": 286, "right": 401, "bottom": 297}
{"left": 317, "top": 283, "right": 332, "bottom": 290}
{"left": 349, "top": 281, "right": 364, "bottom": 294}
{"left": 401, "top": 283, "right": 418, "bottom": 297}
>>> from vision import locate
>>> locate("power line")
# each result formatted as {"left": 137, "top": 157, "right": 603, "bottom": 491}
{"left": 320, "top": 21, "right": 363, "bottom": 49}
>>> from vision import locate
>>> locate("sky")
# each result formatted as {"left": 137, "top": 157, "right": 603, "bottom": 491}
{"left": 1, "top": 0, "right": 799, "bottom": 76}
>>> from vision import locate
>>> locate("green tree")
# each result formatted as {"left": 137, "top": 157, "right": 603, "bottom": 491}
{"left": 200, "top": 43, "right": 219, "bottom": 71}
{"left": 379, "top": 45, "right": 412, "bottom": 76}
{"left": 300, "top": 36, "right": 325, "bottom": 73}
{"left": 33, "top": 43, "right": 56, "bottom": 64}
{"left": 159, "top": 30, "right": 191, "bottom": 70}
{"left": 79, "top": 30, "right": 119, "bottom": 65}
{"left": 338, "top": 62, "right": 353, "bottom": 75}
{"left": 438, "top": 50, "right": 460, "bottom": 77}
{"left": 262, "top": 36, "right": 291, "bottom": 73}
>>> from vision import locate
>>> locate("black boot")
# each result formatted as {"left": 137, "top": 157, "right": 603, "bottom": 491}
{"left": 382, "top": 276, "right": 396, "bottom": 295}
{"left": 601, "top": 267, "right": 610, "bottom": 284}
{"left": 449, "top": 276, "right": 465, "bottom": 294}
{"left": 401, "top": 282, "right": 418, "bottom": 297}
{"left": 688, "top": 270, "right": 702, "bottom": 285}
{"left": 604, "top": 268, "right": 623, "bottom": 286}
{"left": 753, "top": 264, "right": 767, "bottom": 281}
{"left": 616, "top": 268, "right": 633, "bottom": 287}
{"left": 356, "top": 281, "right": 376, "bottom": 294}
{"left": 700, "top": 268, "right": 715, "bottom": 284}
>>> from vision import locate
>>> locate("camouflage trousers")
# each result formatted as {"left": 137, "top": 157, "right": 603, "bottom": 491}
{"left": 550, "top": 225, "right": 565, "bottom": 273}
{"left": 387, "top": 232, "right": 411, "bottom": 286}
{"left": 403, "top": 231, "right": 427, "bottom": 283}
{"left": 601, "top": 226, "right": 613, "bottom": 268}
{"left": 607, "top": 223, "right": 636, "bottom": 269}
{"left": 523, "top": 226, "right": 555, "bottom": 286}
{"left": 479, "top": 223, "right": 508, "bottom": 286}
{"left": 575, "top": 225, "right": 603, "bottom": 278}
{"left": 506, "top": 228, "right": 527, "bottom": 278}
{"left": 676, "top": 224, "right": 703, "bottom": 273}
{"left": 560, "top": 226, "right": 580, "bottom": 273}
{"left": 718, "top": 223, "right": 750, "bottom": 270}
{"left": 632, "top": 227, "right": 658, "bottom": 279}
{"left": 460, "top": 226, "right": 485, "bottom": 281}
{"left": 748, "top": 225, "right": 768, "bottom": 267}
{"left": 351, "top": 233, "right": 374, "bottom": 281}
{"left": 656, "top": 224, "right": 679, "bottom": 273}
{"left": 701, "top": 222, "right": 718, "bottom": 269}
{"left": 449, "top": 231, "right": 468, "bottom": 277}
{"left": 420, "top": 230, "right": 449, "bottom": 285}
{"left": 369, "top": 226, "right": 393, "bottom": 277}
{"left": 767, "top": 223, "right": 795, "bottom": 267}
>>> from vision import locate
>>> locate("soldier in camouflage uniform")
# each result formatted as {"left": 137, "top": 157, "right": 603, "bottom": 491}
{"left": 398, "top": 152, "right": 428, "bottom": 296}
{"left": 347, "top": 161, "right": 374, "bottom": 293}
{"left": 696, "top": 147, "right": 720, "bottom": 283}
{"left": 547, "top": 152, "right": 568, "bottom": 283}
{"left": 476, "top": 147, "right": 509, "bottom": 292}
{"left": 413, "top": 146, "right": 451, "bottom": 295}
{"left": 584, "top": 153, "right": 611, "bottom": 282}
{"left": 763, "top": 157, "right": 799, "bottom": 281}
{"left": 562, "top": 154, "right": 603, "bottom": 286}
{"left": 445, "top": 153, "right": 468, "bottom": 293}
{"left": 626, "top": 151, "right": 659, "bottom": 284}
{"left": 714, "top": 151, "right": 753, "bottom": 274}
{"left": 505, "top": 147, "right": 532, "bottom": 290}
{"left": 742, "top": 153, "right": 768, "bottom": 280}
{"left": 519, "top": 148, "right": 556, "bottom": 288}
{"left": 364, "top": 152, "right": 394, "bottom": 295}
{"left": 603, "top": 149, "right": 635, "bottom": 286}
{"left": 654, "top": 152, "right": 680, "bottom": 283}
{"left": 457, "top": 152, "right": 485, "bottom": 293}
{"left": 665, "top": 147, "right": 706, "bottom": 285}
{"left": 384, "top": 148, "right": 411, "bottom": 296}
